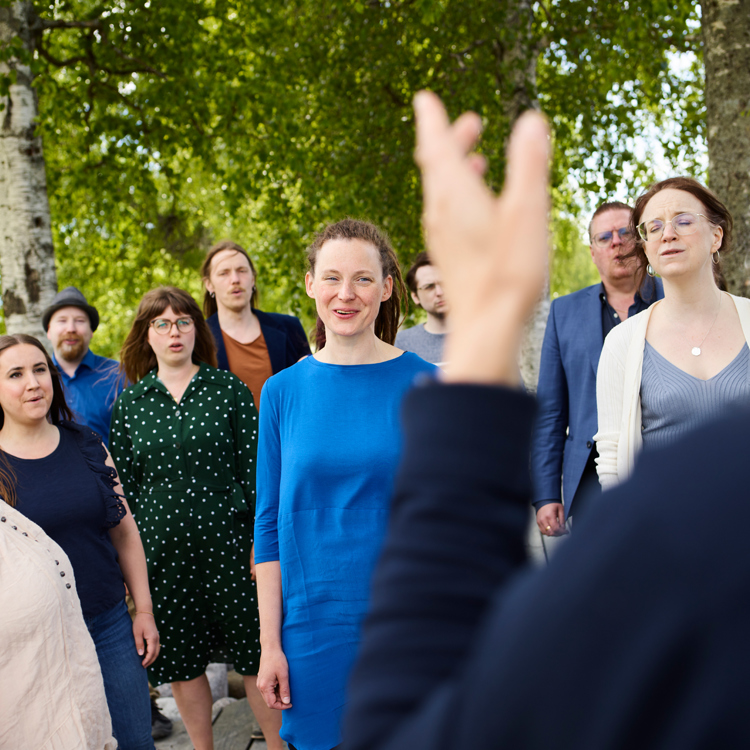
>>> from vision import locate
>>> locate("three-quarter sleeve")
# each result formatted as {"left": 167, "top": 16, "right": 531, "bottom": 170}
{"left": 254, "top": 379, "right": 282, "bottom": 563}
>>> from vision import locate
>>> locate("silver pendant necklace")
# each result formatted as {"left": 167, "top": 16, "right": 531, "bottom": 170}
{"left": 691, "top": 293, "right": 723, "bottom": 356}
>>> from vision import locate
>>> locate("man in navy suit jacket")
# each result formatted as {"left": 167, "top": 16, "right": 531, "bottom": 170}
{"left": 531, "top": 202, "right": 663, "bottom": 536}
{"left": 201, "top": 240, "right": 311, "bottom": 408}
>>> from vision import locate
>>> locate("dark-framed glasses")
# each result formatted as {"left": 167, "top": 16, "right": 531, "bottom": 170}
{"left": 592, "top": 227, "right": 633, "bottom": 248}
{"left": 637, "top": 212, "right": 707, "bottom": 242}
{"left": 149, "top": 317, "right": 195, "bottom": 335}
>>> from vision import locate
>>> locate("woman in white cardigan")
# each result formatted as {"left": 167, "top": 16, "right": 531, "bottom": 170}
{"left": 595, "top": 177, "right": 750, "bottom": 490}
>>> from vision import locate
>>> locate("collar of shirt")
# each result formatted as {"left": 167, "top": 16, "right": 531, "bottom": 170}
{"left": 130, "top": 362, "right": 210, "bottom": 401}
{"left": 53, "top": 348, "right": 97, "bottom": 380}
{"left": 598, "top": 283, "right": 650, "bottom": 313}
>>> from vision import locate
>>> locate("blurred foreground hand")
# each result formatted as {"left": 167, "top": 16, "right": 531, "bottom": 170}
{"left": 413, "top": 92, "right": 550, "bottom": 386}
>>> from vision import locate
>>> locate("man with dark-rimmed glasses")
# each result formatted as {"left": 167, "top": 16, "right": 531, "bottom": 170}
{"left": 530, "top": 201, "right": 663, "bottom": 540}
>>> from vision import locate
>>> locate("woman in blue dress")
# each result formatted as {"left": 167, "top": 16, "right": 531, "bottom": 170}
{"left": 254, "top": 219, "right": 436, "bottom": 750}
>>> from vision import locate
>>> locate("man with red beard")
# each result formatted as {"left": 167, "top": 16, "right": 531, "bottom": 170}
{"left": 43, "top": 287, "right": 123, "bottom": 447}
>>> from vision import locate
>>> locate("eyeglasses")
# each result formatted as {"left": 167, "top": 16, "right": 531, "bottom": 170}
{"left": 417, "top": 282, "right": 443, "bottom": 293}
{"left": 637, "top": 212, "right": 708, "bottom": 242}
{"left": 149, "top": 318, "right": 195, "bottom": 335}
{"left": 591, "top": 227, "right": 633, "bottom": 248}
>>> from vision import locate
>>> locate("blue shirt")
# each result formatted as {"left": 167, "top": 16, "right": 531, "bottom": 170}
{"left": 255, "top": 352, "right": 437, "bottom": 750}
{"left": 53, "top": 349, "right": 124, "bottom": 447}
{"left": 599, "top": 278, "right": 660, "bottom": 341}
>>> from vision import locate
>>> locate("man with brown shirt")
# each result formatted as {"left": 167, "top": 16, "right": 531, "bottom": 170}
{"left": 201, "top": 240, "right": 311, "bottom": 410}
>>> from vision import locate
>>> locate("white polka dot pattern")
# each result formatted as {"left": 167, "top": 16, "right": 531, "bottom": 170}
{"left": 110, "top": 364, "right": 260, "bottom": 682}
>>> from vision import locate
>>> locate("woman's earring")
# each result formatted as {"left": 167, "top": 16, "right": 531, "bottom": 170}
{"left": 712, "top": 250, "right": 721, "bottom": 265}
{"left": 210, "top": 292, "right": 216, "bottom": 298}
{"left": 647, "top": 264, "right": 656, "bottom": 277}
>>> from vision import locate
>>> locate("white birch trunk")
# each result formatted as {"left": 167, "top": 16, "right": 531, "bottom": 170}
{"left": 0, "top": 2, "right": 57, "bottom": 342}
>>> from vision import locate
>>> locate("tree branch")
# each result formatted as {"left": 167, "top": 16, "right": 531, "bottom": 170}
{"left": 37, "top": 14, "right": 167, "bottom": 80}
{"left": 94, "top": 78, "right": 146, "bottom": 115}
{"left": 37, "top": 37, "right": 89, "bottom": 68}
{"left": 41, "top": 19, "right": 103, "bottom": 31}
{"left": 108, "top": 45, "right": 167, "bottom": 80}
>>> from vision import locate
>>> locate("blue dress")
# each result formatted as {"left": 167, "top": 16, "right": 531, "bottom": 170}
{"left": 255, "top": 352, "right": 436, "bottom": 750}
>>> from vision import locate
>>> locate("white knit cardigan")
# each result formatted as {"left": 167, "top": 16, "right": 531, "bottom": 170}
{"left": 594, "top": 293, "right": 750, "bottom": 490}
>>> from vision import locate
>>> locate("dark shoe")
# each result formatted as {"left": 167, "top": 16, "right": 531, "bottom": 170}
{"left": 151, "top": 700, "right": 173, "bottom": 740}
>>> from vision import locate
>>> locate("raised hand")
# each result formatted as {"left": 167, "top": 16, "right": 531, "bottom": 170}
{"left": 413, "top": 91, "right": 550, "bottom": 385}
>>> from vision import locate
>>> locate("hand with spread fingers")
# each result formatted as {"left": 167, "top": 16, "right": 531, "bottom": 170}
{"left": 413, "top": 91, "right": 550, "bottom": 385}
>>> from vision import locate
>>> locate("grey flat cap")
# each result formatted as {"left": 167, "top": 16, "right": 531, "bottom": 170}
{"left": 42, "top": 287, "right": 100, "bottom": 331}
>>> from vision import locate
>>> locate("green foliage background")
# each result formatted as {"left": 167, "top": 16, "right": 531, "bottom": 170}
{"left": 2, "top": 0, "right": 706, "bottom": 356}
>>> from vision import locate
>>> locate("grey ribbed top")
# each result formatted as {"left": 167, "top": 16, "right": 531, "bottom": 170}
{"left": 640, "top": 341, "right": 750, "bottom": 451}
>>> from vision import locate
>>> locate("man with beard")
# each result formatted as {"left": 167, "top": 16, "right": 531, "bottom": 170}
{"left": 44, "top": 286, "right": 174, "bottom": 740}
{"left": 43, "top": 287, "right": 123, "bottom": 447}
{"left": 395, "top": 252, "right": 450, "bottom": 364}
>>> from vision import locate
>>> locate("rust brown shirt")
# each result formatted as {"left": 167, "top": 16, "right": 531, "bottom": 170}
{"left": 222, "top": 329, "right": 274, "bottom": 410}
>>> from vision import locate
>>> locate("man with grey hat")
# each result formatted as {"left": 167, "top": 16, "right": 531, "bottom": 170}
{"left": 43, "top": 287, "right": 123, "bottom": 446}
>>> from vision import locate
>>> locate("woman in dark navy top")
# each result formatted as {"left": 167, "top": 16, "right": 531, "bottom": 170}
{"left": 0, "top": 333, "right": 159, "bottom": 750}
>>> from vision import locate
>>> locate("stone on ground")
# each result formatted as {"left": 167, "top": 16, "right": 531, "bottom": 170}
{"left": 153, "top": 695, "right": 263, "bottom": 750}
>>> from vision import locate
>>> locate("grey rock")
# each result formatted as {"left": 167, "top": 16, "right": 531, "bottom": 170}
{"left": 207, "top": 662, "right": 229, "bottom": 701}
{"left": 228, "top": 668, "right": 247, "bottom": 699}
{"left": 152, "top": 698, "right": 191, "bottom": 750}
{"left": 212, "top": 696, "right": 237, "bottom": 724}
{"left": 155, "top": 662, "right": 229, "bottom": 702}
{"left": 155, "top": 682, "right": 172, "bottom": 698}
{"left": 213, "top": 698, "right": 262, "bottom": 750}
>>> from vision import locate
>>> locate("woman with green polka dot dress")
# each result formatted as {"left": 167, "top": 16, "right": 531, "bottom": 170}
{"left": 110, "top": 287, "right": 274, "bottom": 750}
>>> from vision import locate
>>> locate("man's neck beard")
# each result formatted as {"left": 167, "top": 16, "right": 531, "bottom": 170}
{"left": 59, "top": 340, "right": 86, "bottom": 362}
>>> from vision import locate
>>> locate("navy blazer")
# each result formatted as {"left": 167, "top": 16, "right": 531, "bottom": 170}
{"left": 207, "top": 309, "right": 311, "bottom": 377}
{"left": 346, "top": 382, "right": 750, "bottom": 749}
{"left": 531, "top": 280, "right": 662, "bottom": 515}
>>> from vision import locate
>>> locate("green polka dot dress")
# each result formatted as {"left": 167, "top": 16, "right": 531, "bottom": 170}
{"left": 110, "top": 364, "right": 260, "bottom": 684}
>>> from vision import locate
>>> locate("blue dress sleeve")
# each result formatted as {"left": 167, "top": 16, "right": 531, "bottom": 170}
{"left": 64, "top": 421, "right": 126, "bottom": 530}
{"left": 254, "top": 378, "right": 282, "bottom": 563}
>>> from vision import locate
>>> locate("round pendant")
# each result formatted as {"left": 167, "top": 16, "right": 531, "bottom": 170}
{"left": 691, "top": 347, "right": 701, "bottom": 356}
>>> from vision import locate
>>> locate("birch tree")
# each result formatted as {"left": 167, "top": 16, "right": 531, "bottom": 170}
{"left": 0, "top": 1, "right": 56, "bottom": 340}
